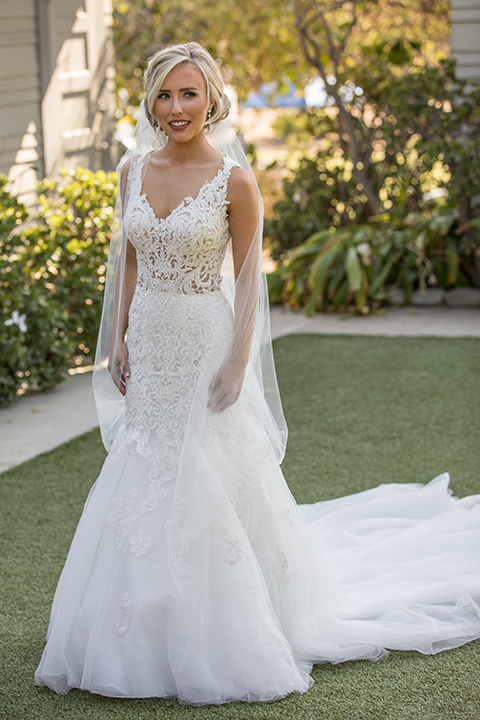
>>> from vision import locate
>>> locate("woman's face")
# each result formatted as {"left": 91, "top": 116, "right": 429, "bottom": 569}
{"left": 153, "top": 64, "right": 212, "bottom": 144}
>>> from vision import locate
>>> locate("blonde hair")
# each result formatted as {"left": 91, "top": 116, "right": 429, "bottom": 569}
{"left": 144, "top": 42, "right": 231, "bottom": 133}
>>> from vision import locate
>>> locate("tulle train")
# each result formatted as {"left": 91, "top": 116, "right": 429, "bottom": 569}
{"left": 35, "top": 408, "right": 480, "bottom": 704}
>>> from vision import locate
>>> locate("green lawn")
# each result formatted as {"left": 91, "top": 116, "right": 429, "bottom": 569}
{"left": 1, "top": 335, "right": 479, "bottom": 720}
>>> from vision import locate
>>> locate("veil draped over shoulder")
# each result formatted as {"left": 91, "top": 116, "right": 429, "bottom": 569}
{"left": 92, "top": 102, "right": 288, "bottom": 464}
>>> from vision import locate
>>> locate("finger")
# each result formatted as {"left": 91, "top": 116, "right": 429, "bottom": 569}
{"left": 209, "top": 389, "right": 228, "bottom": 412}
{"left": 208, "top": 373, "right": 220, "bottom": 395}
{"left": 216, "top": 390, "right": 240, "bottom": 413}
{"left": 115, "top": 375, "right": 125, "bottom": 394}
{"left": 112, "top": 365, "right": 126, "bottom": 394}
{"left": 213, "top": 400, "right": 229, "bottom": 414}
{"left": 212, "top": 392, "right": 233, "bottom": 414}
{"left": 207, "top": 377, "right": 223, "bottom": 407}
{"left": 208, "top": 392, "right": 222, "bottom": 410}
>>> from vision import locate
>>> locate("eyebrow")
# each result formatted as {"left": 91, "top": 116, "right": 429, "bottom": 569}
{"left": 159, "top": 87, "right": 199, "bottom": 92}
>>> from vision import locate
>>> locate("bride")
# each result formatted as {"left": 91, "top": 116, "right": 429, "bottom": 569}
{"left": 35, "top": 42, "right": 480, "bottom": 705}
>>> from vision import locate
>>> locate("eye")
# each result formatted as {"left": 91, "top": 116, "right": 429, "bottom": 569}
{"left": 183, "top": 91, "right": 198, "bottom": 98}
{"left": 157, "top": 92, "right": 170, "bottom": 99}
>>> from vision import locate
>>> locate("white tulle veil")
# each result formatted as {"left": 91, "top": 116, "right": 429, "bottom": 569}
{"left": 92, "top": 101, "right": 288, "bottom": 464}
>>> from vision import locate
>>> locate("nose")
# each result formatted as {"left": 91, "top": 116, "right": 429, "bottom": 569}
{"left": 171, "top": 95, "right": 183, "bottom": 115}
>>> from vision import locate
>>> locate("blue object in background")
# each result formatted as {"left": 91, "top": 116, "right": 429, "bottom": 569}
{"left": 241, "top": 81, "right": 306, "bottom": 109}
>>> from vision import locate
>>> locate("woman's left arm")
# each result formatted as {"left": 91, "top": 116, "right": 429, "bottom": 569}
{"left": 207, "top": 166, "right": 261, "bottom": 413}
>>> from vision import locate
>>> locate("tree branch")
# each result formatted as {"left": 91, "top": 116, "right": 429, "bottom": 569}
{"left": 294, "top": 0, "right": 381, "bottom": 215}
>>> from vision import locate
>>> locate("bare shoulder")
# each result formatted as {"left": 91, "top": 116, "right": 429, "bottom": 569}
{"left": 227, "top": 165, "right": 258, "bottom": 207}
{"left": 119, "top": 152, "right": 142, "bottom": 179}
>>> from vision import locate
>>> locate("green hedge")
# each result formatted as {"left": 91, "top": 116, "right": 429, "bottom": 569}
{"left": 0, "top": 169, "right": 116, "bottom": 407}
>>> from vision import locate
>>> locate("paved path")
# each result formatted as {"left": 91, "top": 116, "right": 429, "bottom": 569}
{"left": 0, "top": 370, "right": 97, "bottom": 473}
{"left": 1, "top": 306, "right": 478, "bottom": 473}
{"left": 270, "top": 305, "right": 480, "bottom": 339}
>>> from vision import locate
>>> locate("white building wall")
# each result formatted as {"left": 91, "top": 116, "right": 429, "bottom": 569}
{"left": 0, "top": 0, "right": 44, "bottom": 197}
{"left": 451, "top": 0, "right": 480, "bottom": 79}
{"left": 0, "top": 0, "right": 115, "bottom": 197}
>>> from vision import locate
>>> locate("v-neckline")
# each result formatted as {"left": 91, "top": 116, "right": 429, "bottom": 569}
{"left": 139, "top": 154, "right": 227, "bottom": 226}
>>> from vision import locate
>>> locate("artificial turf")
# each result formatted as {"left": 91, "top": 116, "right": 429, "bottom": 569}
{"left": 1, "top": 334, "right": 479, "bottom": 720}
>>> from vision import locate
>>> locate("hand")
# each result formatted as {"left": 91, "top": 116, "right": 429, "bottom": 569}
{"left": 108, "top": 342, "right": 130, "bottom": 396}
{"left": 207, "top": 358, "right": 246, "bottom": 413}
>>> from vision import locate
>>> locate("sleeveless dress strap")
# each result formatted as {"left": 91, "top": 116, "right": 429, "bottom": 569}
{"left": 130, "top": 153, "right": 146, "bottom": 196}
{"left": 215, "top": 156, "right": 240, "bottom": 202}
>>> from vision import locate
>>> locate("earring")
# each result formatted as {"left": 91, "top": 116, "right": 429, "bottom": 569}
{"left": 206, "top": 107, "right": 213, "bottom": 122}
{"left": 153, "top": 117, "right": 166, "bottom": 137}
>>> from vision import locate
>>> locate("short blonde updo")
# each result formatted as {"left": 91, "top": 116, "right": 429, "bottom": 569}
{"left": 144, "top": 42, "right": 231, "bottom": 134}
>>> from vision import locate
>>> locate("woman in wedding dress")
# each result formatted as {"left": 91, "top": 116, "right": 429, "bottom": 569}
{"left": 35, "top": 42, "right": 480, "bottom": 705}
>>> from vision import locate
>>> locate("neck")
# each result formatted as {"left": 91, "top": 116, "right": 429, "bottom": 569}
{"left": 162, "top": 131, "right": 213, "bottom": 165}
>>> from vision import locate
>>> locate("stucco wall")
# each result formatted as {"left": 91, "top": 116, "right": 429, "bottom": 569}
{"left": 0, "top": 0, "right": 115, "bottom": 197}
{"left": 451, "top": 0, "right": 480, "bottom": 79}
{"left": 0, "top": 0, "right": 44, "bottom": 197}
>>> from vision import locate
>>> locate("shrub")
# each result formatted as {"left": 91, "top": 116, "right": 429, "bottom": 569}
{"left": 271, "top": 207, "right": 474, "bottom": 315}
{"left": 25, "top": 168, "right": 116, "bottom": 358}
{"left": 0, "top": 169, "right": 116, "bottom": 407}
{"left": 0, "top": 177, "right": 74, "bottom": 404}
{"left": 264, "top": 61, "right": 480, "bottom": 266}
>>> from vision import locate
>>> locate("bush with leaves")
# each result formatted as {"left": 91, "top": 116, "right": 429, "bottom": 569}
{"left": 265, "top": 60, "right": 480, "bottom": 271}
{"left": 27, "top": 168, "right": 116, "bottom": 358}
{"left": 0, "top": 178, "right": 73, "bottom": 404}
{"left": 270, "top": 206, "right": 475, "bottom": 315}
{"left": 0, "top": 169, "right": 116, "bottom": 407}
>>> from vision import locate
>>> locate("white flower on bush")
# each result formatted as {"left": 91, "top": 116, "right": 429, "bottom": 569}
{"left": 4, "top": 310, "right": 27, "bottom": 333}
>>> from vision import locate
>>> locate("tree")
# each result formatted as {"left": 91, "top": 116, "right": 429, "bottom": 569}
{"left": 293, "top": 0, "right": 450, "bottom": 216}
{"left": 113, "top": 0, "right": 304, "bottom": 113}
{"left": 265, "top": 0, "right": 480, "bottom": 272}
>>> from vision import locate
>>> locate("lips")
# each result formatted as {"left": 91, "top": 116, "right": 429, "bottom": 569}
{"left": 169, "top": 120, "right": 190, "bottom": 130}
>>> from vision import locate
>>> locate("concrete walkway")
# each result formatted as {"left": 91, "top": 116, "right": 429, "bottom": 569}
{"left": 1, "top": 306, "right": 478, "bottom": 473}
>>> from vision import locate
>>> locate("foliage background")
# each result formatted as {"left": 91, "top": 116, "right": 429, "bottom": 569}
{"left": 0, "top": 170, "right": 115, "bottom": 406}
{"left": 262, "top": 0, "right": 480, "bottom": 312}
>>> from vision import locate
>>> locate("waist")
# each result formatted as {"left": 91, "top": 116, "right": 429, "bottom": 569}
{"left": 136, "top": 272, "right": 223, "bottom": 295}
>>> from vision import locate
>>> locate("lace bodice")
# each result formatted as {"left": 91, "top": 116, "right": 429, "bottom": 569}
{"left": 123, "top": 153, "right": 239, "bottom": 294}
{"left": 113, "top": 152, "right": 241, "bottom": 514}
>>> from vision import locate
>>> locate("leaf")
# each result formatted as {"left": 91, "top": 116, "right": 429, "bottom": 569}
{"left": 430, "top": 212, "right": 455, "bottom": 237}
{"left": 404, "top": 212, "right": 424, "bottom": 227}
{"left": 328, "top": 260, "right": 346, "bottom": 295}
{"left": 332, "top": 278, "right": 349, "bottom": 310}
{"left": 355, "top": 285, "right": 369, "bottom": 314}
{"left": 290, "top": 277, "right": 305, "bottom": 310}
{"left": 387, "top": 40, "right": 411, "bottom": 66}
{"left": 356, "top": 242, "right": 372, "bottom": 266}
{"left": 286, "top": 233, "right": 329, "bottom": 262}
{"left": 305, "top": 291, "right": 317, "bottom": 317}
{"left": 414, "top": 230, "right": 427, "bottom": 250}
{"left": 308, "top": 244, "right": 342, "bottom": 295}
{"left": 446, "top": 240, "right": 459, "bottom": 286}
{"left": 346, "top": 246, "right": 362, "bottom": 293}
{"left": 368, "top": 249, "right": 404, "bottom": 297}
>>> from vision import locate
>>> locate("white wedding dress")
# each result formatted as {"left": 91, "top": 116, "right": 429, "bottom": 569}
{"left": 35, "top": 153, "right": 480, "bottom": 705}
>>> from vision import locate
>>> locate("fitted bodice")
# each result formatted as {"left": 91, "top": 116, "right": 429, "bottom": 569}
{"left": 123, "top": 153, "right": 239, "bottom": 294}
